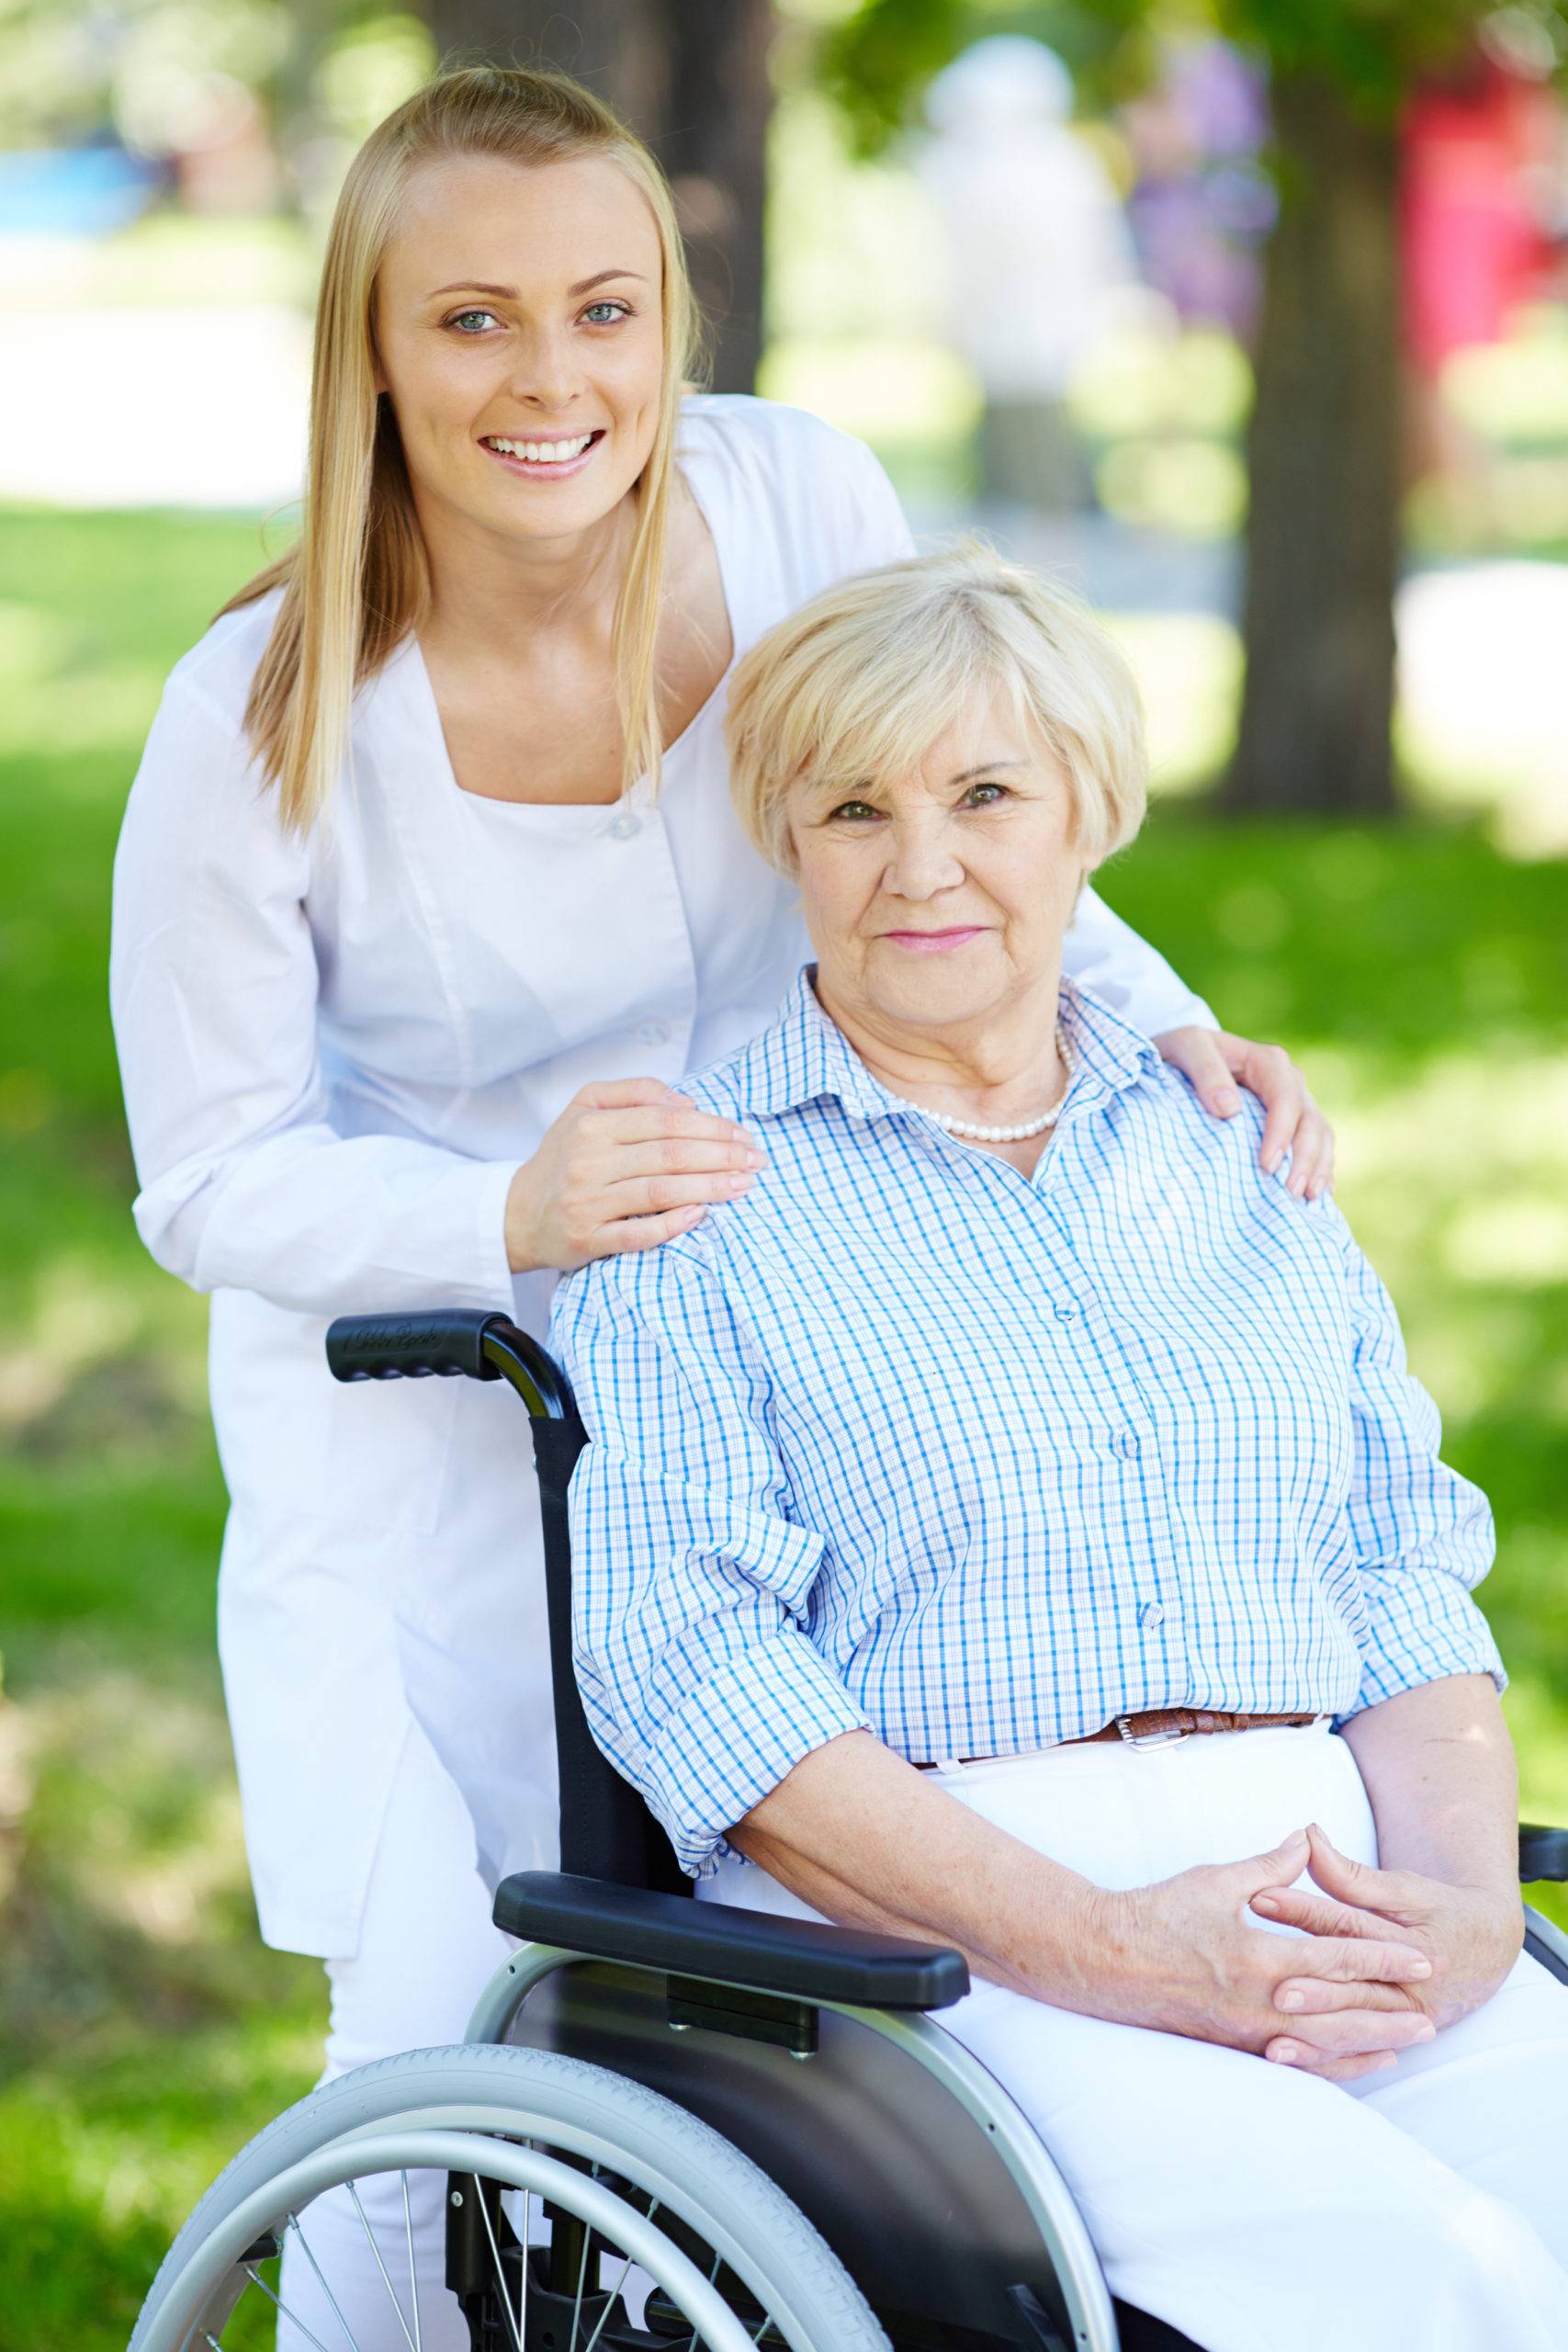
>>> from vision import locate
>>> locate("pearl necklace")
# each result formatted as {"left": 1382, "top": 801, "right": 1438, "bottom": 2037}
{"left": 889, "top": 1029, "right": 1074, "bottom": 1145}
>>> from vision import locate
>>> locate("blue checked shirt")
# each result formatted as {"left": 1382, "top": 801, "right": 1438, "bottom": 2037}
{"left": 548, "top": 970, "right": 1503, "bottom": 1878}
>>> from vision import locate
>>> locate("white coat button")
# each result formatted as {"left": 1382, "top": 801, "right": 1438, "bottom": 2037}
{"left": 1140, "top": 1602, "right": 1165, "bottom": 1629}
{"left": 636, "top": 1022, "right": 669, "bottom": 1045}
{"left": 608, "top": 810, "right": 641, "bottom": 840}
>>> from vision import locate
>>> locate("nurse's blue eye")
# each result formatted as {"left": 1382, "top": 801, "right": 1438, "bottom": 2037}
{"left": 446, "top": 309, "right": 502, "bottom": 334}
{"left": 581, "top": 300, "right": 632, "bottom": 325}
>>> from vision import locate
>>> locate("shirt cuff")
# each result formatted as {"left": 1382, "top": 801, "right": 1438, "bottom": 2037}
{"left": 637, "top": 1634, "right": 871, "bottom": 1879}
{"left": 1347, "top": 1576, "right": 1507, "bottom": 1716}
{"left": 470, "top": 1155, "right": 520, "bottom": 1310}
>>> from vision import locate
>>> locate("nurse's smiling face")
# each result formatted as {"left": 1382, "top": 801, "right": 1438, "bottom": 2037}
{"left": 373, "top": 153, "right": 666, "bottom": 548}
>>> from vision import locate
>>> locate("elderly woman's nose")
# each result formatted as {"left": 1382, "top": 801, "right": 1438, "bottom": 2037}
{"left": 883, "top": 815, "right": 964, "bottom": 899}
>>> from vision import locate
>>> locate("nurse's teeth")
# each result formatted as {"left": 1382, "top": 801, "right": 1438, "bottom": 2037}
{"left": 486, "top": 434, "right": 595, "bottom": 462}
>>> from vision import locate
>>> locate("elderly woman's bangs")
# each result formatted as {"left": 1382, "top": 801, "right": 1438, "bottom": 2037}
{"left": 726, "top": 546, "right": 1149, "bottom": 874}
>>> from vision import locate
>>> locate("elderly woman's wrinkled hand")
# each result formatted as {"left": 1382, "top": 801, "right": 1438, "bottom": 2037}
{"left": 1085, "top": 1827, "right": 1440, "bottom": 2084}
{"left": 1153, "top": 1026, "right": 1335, "bottom": 1202}
{"left": 1252, "top": 1822, "right": 1526, "bottom": 2070}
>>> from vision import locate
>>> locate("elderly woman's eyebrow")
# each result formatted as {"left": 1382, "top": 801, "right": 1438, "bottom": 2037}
{"left": 951, "top": 758, "right": 1029, "bottom": 783}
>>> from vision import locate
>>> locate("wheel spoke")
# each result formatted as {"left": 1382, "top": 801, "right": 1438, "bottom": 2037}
{"left": 474, "top": 2175, "right": 524, "bottom": 2352}
{"left": 581, "top": 2204, "right": 658, "bottom": 2352}
{"left": 685, "top": 2252, "right": 723, "bottom": 2352}
{"left": 347, "top": 2182, "right": 419, "bottom": 2352}
{"left": 400, "top": 2173, "right": 423, "bottom": 2352}
{"left": 239, "top": 2259, "right": 340, "bottom": 2352}
{"left": 286, "top": 2213, "right": 362, "bottom": 2352}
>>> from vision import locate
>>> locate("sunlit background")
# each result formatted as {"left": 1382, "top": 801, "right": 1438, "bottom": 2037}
{"left": 1, "top": 4, "right": 1565, "bottom": 2339}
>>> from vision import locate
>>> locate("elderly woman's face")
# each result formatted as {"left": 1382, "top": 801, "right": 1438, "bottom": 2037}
{"left": 788, "top": 687, "right": 1089, "bottom": 1039}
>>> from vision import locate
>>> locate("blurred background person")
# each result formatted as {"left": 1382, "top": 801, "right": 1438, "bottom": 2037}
{"left": 920, "top": 35, "right": 1138, "bottom": 513}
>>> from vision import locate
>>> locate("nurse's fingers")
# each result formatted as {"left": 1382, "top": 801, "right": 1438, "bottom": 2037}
{"left": 574, "top": 1078, "right": 687, "bottom": 1111}
{"left": 605, "top": 1138, "right": 768, "bottom": 1185}
{"left": 605, "top": 1203, "right": 711, "bottom": 1251}
{"left": 592, "top": 1099, "right": 761, "bottom": 1150}
{"left": 605, "top": 1169, "right": 761, "bottom": 1223}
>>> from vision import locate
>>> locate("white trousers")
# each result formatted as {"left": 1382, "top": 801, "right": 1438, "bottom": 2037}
{"left": 276, "top": 1718, "right": 513, "bottom": 2352}
{"left": 705, "top": 1723, "right": 1568, "bottom": 2352}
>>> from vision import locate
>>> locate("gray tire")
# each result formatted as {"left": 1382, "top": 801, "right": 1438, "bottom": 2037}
{"left": 130, "top": 2039, "right": 891, "bottom": 2352}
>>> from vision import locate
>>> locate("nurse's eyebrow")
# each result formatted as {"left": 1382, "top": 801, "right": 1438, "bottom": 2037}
{"left": 427, "top": 270, "right": 649, "bottom": 299}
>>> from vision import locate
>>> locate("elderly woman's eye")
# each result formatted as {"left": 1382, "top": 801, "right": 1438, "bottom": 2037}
{"left": 828, "top": 798, "right": 881, "bottom": 823}
{"left": 964, "top": 781, "right": 1010, "bottom": 807}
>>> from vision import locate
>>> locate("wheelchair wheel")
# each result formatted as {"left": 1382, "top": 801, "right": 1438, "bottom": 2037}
{"left": 130, "top": 2041, "right": 890, "bottom": 2352}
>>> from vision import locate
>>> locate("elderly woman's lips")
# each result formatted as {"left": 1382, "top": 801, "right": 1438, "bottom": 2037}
{"left": 881, "top": 927, "right": 986, "bottom": 954}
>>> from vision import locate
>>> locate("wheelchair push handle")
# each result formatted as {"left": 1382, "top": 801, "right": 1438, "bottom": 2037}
{"left": 326, "top": 1309, "right": 577, "bottom": 1420}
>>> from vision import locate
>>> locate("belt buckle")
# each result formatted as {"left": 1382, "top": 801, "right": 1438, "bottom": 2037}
{"left": 1115, "top": 1713, "right": 1189, "bottom": 1749}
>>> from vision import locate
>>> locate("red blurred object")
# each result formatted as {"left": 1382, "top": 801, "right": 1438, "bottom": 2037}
{"left": 1401, "top": 51, "right": 1558, "bottom": 377}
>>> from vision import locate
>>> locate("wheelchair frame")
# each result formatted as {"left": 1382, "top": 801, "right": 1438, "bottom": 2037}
{"left": 314, "top": 1305, "right": 1568, "bottom": 2352}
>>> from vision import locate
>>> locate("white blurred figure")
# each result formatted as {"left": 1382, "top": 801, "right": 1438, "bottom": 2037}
{"left": 921, "top": 36, "right": 1139, "bottom": 512}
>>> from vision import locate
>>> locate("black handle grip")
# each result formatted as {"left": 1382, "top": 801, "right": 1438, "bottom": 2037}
{"left": 325, "top": 1309, "right": 578, "bottom": 1419}
{"left": 326, "top": 1310, "right": 504, "bottom": 1384}
{"left": 1520, "top": 1824, "right": 1568, "bottom": 1883}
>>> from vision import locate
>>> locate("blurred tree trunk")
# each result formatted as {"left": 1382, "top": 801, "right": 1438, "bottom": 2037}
{"left": 423, "top": 0, "right": 773, "bottom": 391}
{"left": 1225, "top": 74, "right": 1402, "bottom": 815}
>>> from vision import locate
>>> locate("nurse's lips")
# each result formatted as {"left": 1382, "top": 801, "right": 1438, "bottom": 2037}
{"left": 479, "top": 428, "right": 606, "bottom": 481}
{"left": 880, "top": 926, "right": 986, "bottom": 955}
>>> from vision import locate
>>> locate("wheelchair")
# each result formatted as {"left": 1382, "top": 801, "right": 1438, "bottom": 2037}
{"left": 130, "top": 1307, "right": 1568, "bottom": 2352}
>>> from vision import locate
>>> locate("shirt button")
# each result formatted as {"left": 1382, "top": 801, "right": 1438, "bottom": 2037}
{"left": 1114, "top": 1428, "right": 1141, "bottom": 1459}
{"left": 1140, "top": 1602, "right": 1165, "bottom": 1629}
{"left": 1054, "top": 1304, "right": 1077, "bottom": 1325}
{"left": 608, "top": 809, "right": 641, "bottom": 841}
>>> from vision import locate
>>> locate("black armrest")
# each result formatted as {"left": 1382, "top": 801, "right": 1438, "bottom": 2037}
{"left": 1519, "top": 1825, "right": 1568, "bottom": 1883}
{"left": 494, "top": 1870, "right": 970, "bottom": 2011}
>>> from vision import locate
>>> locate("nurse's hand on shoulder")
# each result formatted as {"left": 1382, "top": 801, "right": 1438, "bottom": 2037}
{"left": 505, "top": 1078, "right": 767, "bottom": 1273}
{"left": 1154, "top": 1026, "right": 1335, "bottom": 1203}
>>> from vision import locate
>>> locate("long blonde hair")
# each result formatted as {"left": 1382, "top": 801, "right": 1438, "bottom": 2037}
{"left": 223, "top": 66, "right": 703, "bottom": 834}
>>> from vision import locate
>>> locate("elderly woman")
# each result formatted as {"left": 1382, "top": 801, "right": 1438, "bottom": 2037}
{"left": 547, "top": 550, "right": 1568, "bottom": 2352}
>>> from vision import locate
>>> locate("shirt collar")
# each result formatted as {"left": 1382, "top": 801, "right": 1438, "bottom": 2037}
{"left": 732, "top": 965, "right": 1163, "bottom": 1125}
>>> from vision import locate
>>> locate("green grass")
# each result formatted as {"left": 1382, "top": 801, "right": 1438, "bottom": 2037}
{"left": 1, "top": 503, "right": 1565, "bottom": 2346}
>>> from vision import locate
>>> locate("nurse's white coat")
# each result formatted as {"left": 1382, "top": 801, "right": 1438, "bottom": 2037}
{"left": 110, "top": 396, "right": 1214, "bottom": 1956}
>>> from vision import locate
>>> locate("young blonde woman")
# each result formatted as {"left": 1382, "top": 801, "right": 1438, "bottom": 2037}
{"left": 110, "top": 65, "right": 1333, "bottom": 2346}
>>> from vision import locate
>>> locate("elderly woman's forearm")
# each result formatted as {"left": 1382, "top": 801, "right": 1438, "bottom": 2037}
{"left": 1340, "top": 1675, "right": 1518, "bottom": 1899}
{"left": 730, "top": 1730, "right": 1103, "bottom": 2001}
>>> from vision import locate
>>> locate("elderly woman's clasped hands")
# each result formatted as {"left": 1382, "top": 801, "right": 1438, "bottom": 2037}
{"left": 1086, "top": 1824, "right": 1439, "bottom": 2081}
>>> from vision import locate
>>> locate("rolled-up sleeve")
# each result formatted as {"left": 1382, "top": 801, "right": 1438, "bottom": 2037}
{"left": 1325, "top": 1203, "right": 1506, "bottom": 1713}
{"left": 550, "top": 1245, "right": 868, "bottom": 1876}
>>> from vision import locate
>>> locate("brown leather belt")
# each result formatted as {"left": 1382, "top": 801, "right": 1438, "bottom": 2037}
{"left": 913, "top": 1709, "right": 1320, "bottom": 1770}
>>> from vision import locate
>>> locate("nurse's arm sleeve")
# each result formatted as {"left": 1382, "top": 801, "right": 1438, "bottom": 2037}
{"left": 1321, "top": 1200, "right": 1506, "bottom": 1713}
{"left": 110, "top": 681, "right": 516, "bottom": 1316}
{"left": 1063, "top": 885, "right": 1217, "bottom": 1035}
{"left": 838, "top": 430, "right": 918, "bottom": 565}
{"left": 550, "top": 1249, "right": 869, "bottom": 1879}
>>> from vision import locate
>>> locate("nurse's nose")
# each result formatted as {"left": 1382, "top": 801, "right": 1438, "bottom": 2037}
{"left": 508, "top": 322, "right": 584, "bottom": 414}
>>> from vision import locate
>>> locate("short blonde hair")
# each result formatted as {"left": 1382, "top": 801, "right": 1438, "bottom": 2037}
{"left": 725, "top": 543, "right": 1147, "bottom": 874}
